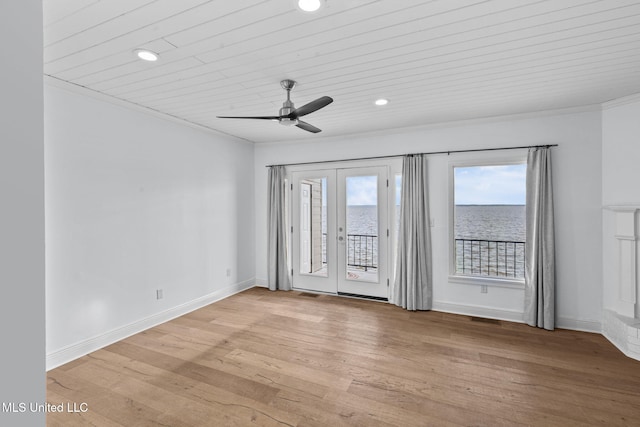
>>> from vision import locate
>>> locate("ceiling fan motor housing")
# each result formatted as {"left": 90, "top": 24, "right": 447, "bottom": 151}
{"left": 279, "top": 79, "right": 298, "bottom": 125}
{"left": 279, "top": 103, "right": 298, "bottom": 125}
{"left": 279, "top": 101, "right": 295, "bottom": 117}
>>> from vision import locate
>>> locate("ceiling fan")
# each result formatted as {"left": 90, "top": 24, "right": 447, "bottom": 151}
{"left": 217, "top": 79, "right": 333, "bottom": 133}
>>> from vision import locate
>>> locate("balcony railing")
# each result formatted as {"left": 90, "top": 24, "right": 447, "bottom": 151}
{"left": 322, "top": 233, "right": 378, "bottom": 271}
{"left": 347, "top": 234, "right": 378, "bottom": 271}
{"left": 455, "top": 239, "right": 525, "bottom": 279}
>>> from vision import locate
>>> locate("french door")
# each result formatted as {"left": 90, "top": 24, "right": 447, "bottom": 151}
{"left": 291, "top": 166, "right": 389, "bottom": 299}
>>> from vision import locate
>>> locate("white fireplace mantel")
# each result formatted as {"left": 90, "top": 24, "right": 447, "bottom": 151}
{"left": 602, "top": 205, "right": 640, "bottom": 361}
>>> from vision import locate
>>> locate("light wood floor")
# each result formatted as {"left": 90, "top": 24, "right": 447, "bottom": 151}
{"left": 48, "top": 287, "right": 640, "bottom": 426}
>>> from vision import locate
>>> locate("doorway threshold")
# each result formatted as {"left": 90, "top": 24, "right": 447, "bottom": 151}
{"left": 337, "top": 292, "right": 388, "bottom": 302}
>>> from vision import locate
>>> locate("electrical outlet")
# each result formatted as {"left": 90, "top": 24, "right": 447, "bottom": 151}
{"left": 156, "top": 289, "right": 163, "bottom": 300}
{"left": 480, "top": 285, "right": 488, "bottom": 294}
{"left": 429, "top": 218, "right": 435, "bottom": 227}
{"left": 226, "top": 268, "right": 231, "bottom": 277}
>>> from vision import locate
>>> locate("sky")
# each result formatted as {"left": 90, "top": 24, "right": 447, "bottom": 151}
{"left": 454, "top": 164, "right": 526, "bottom": 205}
{"left": 346, "top": 175, "right": 378, "bottom": 205}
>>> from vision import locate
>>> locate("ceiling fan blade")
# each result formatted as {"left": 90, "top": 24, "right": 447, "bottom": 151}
{"left": 216, "top": 115, "right": 280, "bottom": 120}
{"left": 296, "top": 120, "right": 322, "bottom": 133}
{"left": 289, "top": 96, "right": 333, "bottom": 118}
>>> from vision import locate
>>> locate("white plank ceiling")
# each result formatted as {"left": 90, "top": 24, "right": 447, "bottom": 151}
{"left": 43, "top": 0, "right": 640, "bottom": 143}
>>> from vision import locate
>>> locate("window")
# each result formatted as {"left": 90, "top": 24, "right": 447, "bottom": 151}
{"left": 451, "top": 161, "right": 526, "bottom": 282}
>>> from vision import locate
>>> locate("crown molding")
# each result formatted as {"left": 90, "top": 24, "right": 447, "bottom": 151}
{"left": 44, "top": 75, "right": 253, "bottom": 146}
{"left": 257, "top": 104, "right": 602, "bottom": 148}
{"left": 602, "top": 92, "right": 640, "bottom": 110}
{"left": 603, "top": 204, "right": 640, "bottom": 211}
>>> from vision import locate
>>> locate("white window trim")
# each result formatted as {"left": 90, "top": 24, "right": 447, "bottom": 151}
{"left": 448, "top": 152, "right": 527, "bottom": 288}
{"left": 448, "top": 274, "right": 524, "bottom": 289}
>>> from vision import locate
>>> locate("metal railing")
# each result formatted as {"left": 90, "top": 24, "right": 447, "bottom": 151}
{"left": 455, "top": 239, "right": 525, "bottom": 278}
{"left": 322, "top": 233, "right": 378, "bottom": 271}
{"left": 347, "top": 234, "right": 378, "bottom": 271}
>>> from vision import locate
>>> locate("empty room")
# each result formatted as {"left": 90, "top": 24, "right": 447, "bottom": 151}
{"left": 3, "top": 1, "right": 640, "bottom": 426}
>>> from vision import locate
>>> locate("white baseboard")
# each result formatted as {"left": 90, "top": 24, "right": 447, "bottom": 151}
{"left": 556, "top": 317, "right": 601, "bottom": 333}
{"left": 432, "top": 301, "right": 524, "bottom": 323}
{"left": 432, "top": 301, "right": 602, "bottom": 333}
{"left": 46, "top": 279, "right": 255, "bottom": 371}
{"left": 602, "top": 309, "right": 640, "bottom": 361}
{"left": 255, "top": 278, "right": 268, "bottom": 288}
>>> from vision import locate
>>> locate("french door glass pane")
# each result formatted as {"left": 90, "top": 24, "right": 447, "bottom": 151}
{"left": 345, "top": 175, "right": 378, "bottom": 283}
{"left": 299, "top": 177, "right": 327, "bottom": 276}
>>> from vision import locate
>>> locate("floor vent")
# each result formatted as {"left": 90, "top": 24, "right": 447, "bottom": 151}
{"left": 299, "top": 292, "right": 320, "bottom": 298}
{"left": 471, "top": 316, "right": 502, "bottom": 325}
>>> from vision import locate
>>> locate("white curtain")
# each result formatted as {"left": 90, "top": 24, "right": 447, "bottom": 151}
{"left": 524, "top": 147, "right": 555, "bottom": 330}
{"left": 267, "top": 166, "right": 291, "bottom": 291}
{"left": 393, "top": 154, "right": 432, "bottom": 311}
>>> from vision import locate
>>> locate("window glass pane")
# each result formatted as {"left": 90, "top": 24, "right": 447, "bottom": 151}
{"left": 454, "top": 164, "right": 526, "bottom": 278}
{"left": 299, "top": 177, "right": 327, "bottom": 277}
{"left": 345, "top": 175, "right": 378, "bottom": 283}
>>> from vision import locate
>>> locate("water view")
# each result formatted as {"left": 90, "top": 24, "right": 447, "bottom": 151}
{"left": 455, "top": 205, "right": 525, "bottom": 242}
{"left": 333, "top": 204, "right": 526, "bottom": 278}
{"left": 455, "top": 204, "right": 525, "bottom": 278}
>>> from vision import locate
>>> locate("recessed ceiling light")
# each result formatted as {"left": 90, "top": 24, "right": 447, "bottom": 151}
{"left": 298, "top": 0, "right": 322, "bottom": 12}
{"left": 375, "top": 98, "right": 389, "bottom": 106}
{"left": 134, "top": 49, "right": 159, "bottom": 62}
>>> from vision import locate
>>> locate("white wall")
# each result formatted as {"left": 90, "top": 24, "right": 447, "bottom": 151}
{"left": 45, "top": 83, "right": 255, "bottom": 368}
{"left": 602, "top": 97, "right": 640, "bottom": 207}
{"left": 0, "top": 1, "right": 45, "bottom": 425}
{"left": 255, "top": 109, "right": 603, "bottom": 331}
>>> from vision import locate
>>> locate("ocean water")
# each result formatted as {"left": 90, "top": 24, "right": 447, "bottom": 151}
{"left": 339, "top": 205, "right": 526, "bottom": 241}
{"left": 346, "top": 205, "right": 379, "bottom": 235}
{"left": 332, "top": 205, "right": 526, "bottom": 277}
{"left": 455, "top": 205, "right": 525, "bottom": 242}
{"left": 340, "top": 205, "right": 526, "bottom": 279}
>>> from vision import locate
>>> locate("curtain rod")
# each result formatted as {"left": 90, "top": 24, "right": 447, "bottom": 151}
{"left": 265, "top": 144, "right": 558, "bottom": 168}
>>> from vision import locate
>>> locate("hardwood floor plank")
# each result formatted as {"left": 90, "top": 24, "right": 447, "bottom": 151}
{"left": 224, "top": 348, "right": 353, "bottom": 391}
{"left": 135, "top": 323, "right": 334, "bottom": 399}
{"left": 272, "top": 388, "right": 430, "bottom": 427}
{"left": 65, "top": 354, "right": 298, "bottom": 427}
{"left": 47, "top": 369, "right": 179, "bottom": 426}
{"left": 47, "top": 389, "right": 124, "bottom": 427}
{"left": 479, "top": 352, "right": 640, "bottom": 395}
{"left": 47, "top": 287, "right": 640, "bottom": 426}
{"left": 105, "top": 341, "right": 280, "bottom": 405}
{"left": 345, "top": 379, "right": 531, "bottom": 427}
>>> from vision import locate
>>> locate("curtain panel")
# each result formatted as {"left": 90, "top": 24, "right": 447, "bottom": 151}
{"left": 524, "top": 147, "right": 555, "bottom": 330}
{"left": 393, "top": 154, "right": 432, "bottom": 311}
{"left": 267, "top": 166, "right": 291, "bottom": 291}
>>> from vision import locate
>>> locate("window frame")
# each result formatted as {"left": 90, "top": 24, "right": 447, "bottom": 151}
{"left": 448, "top": 154, "right": 527, "bottom": 288}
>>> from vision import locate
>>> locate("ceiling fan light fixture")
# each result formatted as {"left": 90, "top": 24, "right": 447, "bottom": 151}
{"left": 279, "top": 118, "right": 299, "bottom": 127}
{"left": 298, "top": 0, "right": 322, "bottom": 12}
{"left": 134, "top": 49, "right": 159, "bottom": 62}
{"left": 375, "top": 98, "right": 389, "bottom": 106}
